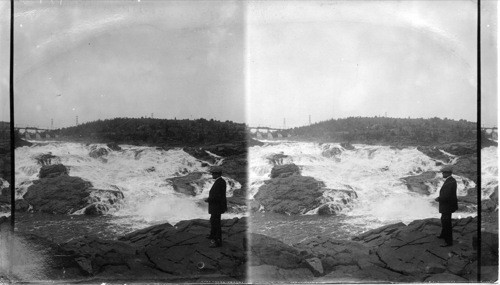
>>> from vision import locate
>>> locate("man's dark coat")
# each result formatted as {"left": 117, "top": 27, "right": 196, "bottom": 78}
{"left": 437, "top": 176, "right": 458, "bottom": 213}
{"left": 207, "top": 177, "right": 227, "bottom": 214}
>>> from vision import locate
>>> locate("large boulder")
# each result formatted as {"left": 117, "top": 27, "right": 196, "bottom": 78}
{"left": 166, "top": 172, "right": 206, "bottom": 196}
{"left": 39, "top": 164, "right": 68, "bottom": 179}
{"left": 23, "top": 176, "right": 93, "bottom": 214}
{"left": 254, "top": 175, "right": 325, "bottom": 215}
{"left": 321, "top": 147, "right": 342, "bottom": 159}
{"left": 401, "top": 171, "right": 440, "bottom": 195}
{"left": 270, "top": 164, "right": 300, "bottom": 178}
{"left": 23, "top": 175, "right": 124, "bottom": 215}
{"left": 89, "top": 146, "right": 109, "bottom": 159}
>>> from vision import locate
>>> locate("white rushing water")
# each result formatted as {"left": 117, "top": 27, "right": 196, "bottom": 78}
{"left": 482, "top": 146, "right": 498, "bottom": 199}
{"left": 249, "top": 140, "right": 476, "bottom": 226}
{"left": 15, "top": 141, "right": 241, "bottom": 229}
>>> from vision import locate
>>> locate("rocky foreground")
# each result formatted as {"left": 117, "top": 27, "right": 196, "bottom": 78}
{"left": 2, "top": 217, "right": 247, "bottom": 282}
{"left": 250, "top": 216, "right": 497, "bottom": 283}
{"left": 5, "top": 214, "right": 495, "bottom": 283}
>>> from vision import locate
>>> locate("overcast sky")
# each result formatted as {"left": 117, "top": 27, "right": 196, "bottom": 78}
{"left": 247, "top": 1, "right": 481, "bottom": 128}
{"left": 5, "top": 0, "right": 245, "bottom": 128}
{"left": 0, "top": 1, "right": 497, "bottom": 128}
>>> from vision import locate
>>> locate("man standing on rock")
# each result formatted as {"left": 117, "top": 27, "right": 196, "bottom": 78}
{"left": 205, "top": 166, "right": 227, "bottom": 248}
{"left": 434, "top": 166, "right": 458, "bottom": 247}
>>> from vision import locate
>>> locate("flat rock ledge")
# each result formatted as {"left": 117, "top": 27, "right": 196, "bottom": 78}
{"left": 16, "top": 217, "right": 247, "bottom": 282}
{"left": 250, "top": 216, "right": 483, "bottom": 283}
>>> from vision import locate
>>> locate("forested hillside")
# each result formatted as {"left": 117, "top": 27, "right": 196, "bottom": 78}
{"left": 288, "top": 117, "right": 476, "bottom": 145}
{"left": 55, "top": 118, "right": 246, "bottom": 146}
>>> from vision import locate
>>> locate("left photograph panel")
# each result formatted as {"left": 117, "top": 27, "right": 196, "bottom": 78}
{"left": 9, "top": 0, "right": 248, "bottom": 282}
{"left": 0, "top": 0, "right": 13, "bottom": 283}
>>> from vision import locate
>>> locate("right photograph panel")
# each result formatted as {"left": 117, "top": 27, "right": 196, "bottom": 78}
{"left": 480, "top": 0, "right": 498, "bottom": 282}
{"left": 246, "top": 1, "right": 480, "bottom": 283}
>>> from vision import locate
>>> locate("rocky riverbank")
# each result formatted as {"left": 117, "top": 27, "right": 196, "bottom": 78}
{"left": 2, "top": 216, "right": 247, "bottom": 282}
{"left": 250, "top": 216, "right": 489, "bottom": 282}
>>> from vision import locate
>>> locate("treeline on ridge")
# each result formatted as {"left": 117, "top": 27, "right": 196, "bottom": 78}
{"left": 287, "top": 117, "right": 476, "bottom": 145}
{"left": 54, "top": 118, "right": 246, "bottom": 146}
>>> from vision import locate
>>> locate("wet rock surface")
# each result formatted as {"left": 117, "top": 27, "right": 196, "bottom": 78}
{"left": 401, "top": 171, "right": 440, "bottom": 195}
{"left": 321, "top": 146, "right": 342, "bottom": 159}
{"left": 89, "top": 146, "right": 109, "bottom": 159}
{"left": 38, "top": 164, "right": 68, "bottom": 179}
{"left": 254, "top": 175, "right": 325, "bottom": 214}
{"left": 18, "top": 218, "right": 247, "bottom": 282}
{"left": 23, "top": 166, "right": 124, "bottom": 215}
{"left": 23, "top": 175, "right": 93, "bottom": 214}
{"left": 166, "top": 172, "right": 206, "bottom": 196}
{"left": 254, "top": 162, "right": 358, "bottom": 215}
{"left": 270, "top": 163, "right": 300, "bottom": 178}
{"left": 251, "top": 216, "right": 479, "bottom": 282}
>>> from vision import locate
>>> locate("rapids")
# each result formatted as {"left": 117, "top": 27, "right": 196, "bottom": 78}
{"left": 14, "top": 141, "right": 242, "bottom": 233}
{"left": 482, "top": 146, "right": 498, "bottom": 199}
{"left": 249, "top": 140, "right": 479, "bottom": 242}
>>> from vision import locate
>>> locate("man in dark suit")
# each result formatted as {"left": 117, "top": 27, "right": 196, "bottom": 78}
{"left": 434, "top": 166, "right": 458, "bottom": 247}
{"left": 205, "top": 166, "right": 227, "bottom": 248}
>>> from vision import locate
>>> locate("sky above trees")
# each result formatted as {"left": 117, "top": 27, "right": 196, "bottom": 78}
{"left": 0, "top": 1, "right": 496, "bottom": 129}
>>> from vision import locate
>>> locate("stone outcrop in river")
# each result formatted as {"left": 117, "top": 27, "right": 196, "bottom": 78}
{"left": 254, "top": 174, "right": 325, "bottom": 215}
{"left": 250, "top": 216, "right": 482, "bottom": 282}
{"left": 254, "top": 163, "right": 357, "bottom": 215}
{"left": 38, "top": 164, "right": 68, "bottom": 178}
{"left": 166, "top": 172, "right": 206, "bottom": 196}
{"left": 22, "top": 165, "right": 124, "bottom": 215}
{"left": 401, "top": 171, "right": 441, "bottom": 195}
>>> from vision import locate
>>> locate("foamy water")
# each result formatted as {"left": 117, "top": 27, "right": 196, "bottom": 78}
{"left": 15, "top": 141, "right": 242, "bottom": 230}
{"left": 250, "top": 141, "right": 476, "bottom": 227}
{"left": 482, "top": 146, "right": 498, "bottom": 199}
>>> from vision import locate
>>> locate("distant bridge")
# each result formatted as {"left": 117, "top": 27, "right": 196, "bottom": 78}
{"left": 482, "top": 127, "right": 498, "bottom": 140}
{"left": 14, "top": 126, "right": 58, "bottom": 140}
{"left": 248, "top": 126, "right": 286, "bottom": 132}
{"left": 248, "top": 126, "right": 292, "bottom": 139}
{"left": 14, "top": 127, "right": 51, "bottom": 132}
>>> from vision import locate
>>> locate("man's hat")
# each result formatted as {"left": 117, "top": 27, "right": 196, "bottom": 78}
{"left": 440, "top": 166, "right": 453, "bottom": 173}
{"left": 209, "top": 166, "right": 223, "bottom": 174}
